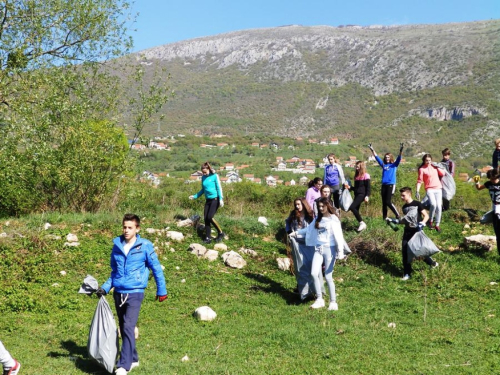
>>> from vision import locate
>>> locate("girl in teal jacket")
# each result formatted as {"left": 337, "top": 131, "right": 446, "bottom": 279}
{"left": 190, "top": 162, "right": 225, "bottom": 243}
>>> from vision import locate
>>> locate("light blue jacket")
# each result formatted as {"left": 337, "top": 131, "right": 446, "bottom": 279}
{"left": 194, "top": 173, "right": 223, "bottom": 200}
{"left": 101, "top": 235, "right": 167, "bottom": 296}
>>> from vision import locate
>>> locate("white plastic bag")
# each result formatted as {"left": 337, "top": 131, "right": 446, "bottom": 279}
{"left": 340, "top": 188, "right": 353, "bottom": 212}
{"left": 407, "top": 231, "right": 440, "bottom": 263}
{"left": 88, "top": 297, "right": 119, "bottom": 373}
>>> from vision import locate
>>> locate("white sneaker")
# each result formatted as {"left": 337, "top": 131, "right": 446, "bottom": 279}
{"left": 310, "top": 298, "right": 325, "bottom": 309}
{"left": 130, "top": 361, "right": 140, "bottom": 371}
{"left": 328, "top": 301, "right": 338, "bottom": 311}
{"left": 357, "top": 221, "right": 367, "bottom": 232}
{"left": 401, "top": 274, "right": 410, "bottom": 281}
{"left": 115, "top": 368, "right": 128, "bottom": 375}
{"left": 431, "top": 262, "right": 439, "bottom": 269}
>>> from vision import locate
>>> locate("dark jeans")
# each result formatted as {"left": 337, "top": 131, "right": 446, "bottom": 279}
{"left": 402, "top": 231, "right": 435, "bottom": 276}
{"left": 349, "top": 194, "right": 365, "bottom": 223}
{"left": 328, "top": 184, "right": 341, "bottom": 209}
{"left": 204, "top": 198, "right": 222, "bottom": 239}
{"left": 442, "top": 198, "right": 451, "bottom": 211}
{"left": 113, "top": 292, "right": 145, "bottom": 370}
{"left": 381, "top": 184, "right": 399, "bottom": 219}
{"left": 493, "top": 213, "right": 500, "bottom": 255}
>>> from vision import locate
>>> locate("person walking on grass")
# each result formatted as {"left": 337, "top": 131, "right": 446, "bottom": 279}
{"left": 387, "top": 187, "right": 438, "bottom": 281}
{"left": 305, "top": 177, "right": 322, "bottom": 213}
{"left": 416, "top": 154, "right": 445, "bottom": 232}
{"left": 189, "top": 162, "right": 225, "bottom": 244}
{"left": 368, "top": 142, "right": 403, "bottom": 220}
{"left": 474, "top": 167, "right": 500, "bottom": 255}
{"left": 96, "top": 214, "right": 167, "bottom": 375}
{"left": 0, "top": 340, "right": 20, "bottom": 375}
{"left": 344, "top": 161, "right": 371, "bottom": 232}
{"left": 441, "top": 148, "right": 455, "bottom": 211}
{"left": 492, "top": 138, "right": 500, "bottom": 169}
{"left": 291, "top": 197, "right": 346, "bottom": 310}
{"left": 323, "top": 153, "right": 346, "bottom": 209}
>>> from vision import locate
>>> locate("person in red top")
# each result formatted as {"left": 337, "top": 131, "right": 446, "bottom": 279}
{"left": 415, "top": 154, "right": 445, "bottom": 232}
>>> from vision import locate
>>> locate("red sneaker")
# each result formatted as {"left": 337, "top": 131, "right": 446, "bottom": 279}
{"left": 434, "top": 225, "right": 441, "bottom": 232}
{"left": 3, "top": 360, "right": 21, "bottom": 375}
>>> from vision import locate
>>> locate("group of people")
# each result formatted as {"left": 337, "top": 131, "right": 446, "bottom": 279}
{"left": 283, "top": 139, "right": 500, "bottom": 309}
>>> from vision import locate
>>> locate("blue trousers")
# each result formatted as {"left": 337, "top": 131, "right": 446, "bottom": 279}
{"left": 113, "top": 292, "right": 144, "bottom": 370}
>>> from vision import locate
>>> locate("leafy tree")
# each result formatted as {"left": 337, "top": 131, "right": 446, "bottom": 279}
{"left": 0, "top": 1, "right": 171, "bottom": 215}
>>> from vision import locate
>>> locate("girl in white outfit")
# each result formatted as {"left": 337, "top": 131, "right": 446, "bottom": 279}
{"left": 293, "top": 197, "right": 346, "bottom": 310}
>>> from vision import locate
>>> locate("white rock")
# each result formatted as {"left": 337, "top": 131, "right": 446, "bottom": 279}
{"left": 66, "top": 233, "right": 78, "bottom": 242}
{"left": 181, "top": 279, "right": 186, "bottom": 283}
{"left": 464, "top": 234, "right": 497, "bottom": 252}
{"left": 161, "top": 265, "right": 165, "bottom": 270}
{"left": 51, "top": 283, "right": 60, "bottom": 287}
{"left": 44, "top": 223, "right": 52, "bottom": 230}
{"left": 63, "top": 242, "right": 80, "bottom": 247}
{"left": 0, "top": 233, "right": 7, "bottom": 238}
{"left": 181, "top": 355, "right": 189, "bottom": 362}
{"left": 388, "top": 322, "right": 396, "bottom": 328}
{"left": 146, "top": 228, "right": 157, "bottom": 234}
{"left": 4, "top": 221, "right": 9, "bottom": 226}
{"left": 239, "top": 248, "right": 257, "bottom": 257}
{"left": 463, "top": 224, "right": 471, "bottom": 229}
{"left": 276, "top": 257, "right": 291, "bottom": 271}
{"left": 214, "top": 243, "right": 228, "bottom": 251}
{"left": 222, "top": 251, "right": 247, "bottom": 269}
{"left": 258, "top": 216, "right": 269, "bottom": 226}
{"left": 203, "top": 249, "right": 219, "bottom": 261}
{"left": 176, "top": 218, "right": 193, "bottom": 227}
{"left": 175, "top": 266, "right": 180, "bottom": 270}
{"left": 46, "top": 235, "right": 62, "bottom": 240}
{"left": 170, "top": 248, "right": 176, "bottom": 252}
{"left": 166, "top": 231, "right": 184, "bottom": 241}
{"left": 193, "top": 306, "right": 217, "bottom": 321}
{"left": 60, "top": 270, "right": 67, "bottom": 276}
{"left": 189, "top": 243, "right": 207, "bottom": 257}
{"left": 490, "top": 282, "right": 498, "bottom": 285}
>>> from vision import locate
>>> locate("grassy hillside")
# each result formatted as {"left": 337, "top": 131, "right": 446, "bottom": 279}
{"left": 1, "top": 172, "right": 499, "bottom": 373}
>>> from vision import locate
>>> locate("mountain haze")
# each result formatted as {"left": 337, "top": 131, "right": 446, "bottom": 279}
{"left": 124, "top": 20, "right": 500, "bottom": 159}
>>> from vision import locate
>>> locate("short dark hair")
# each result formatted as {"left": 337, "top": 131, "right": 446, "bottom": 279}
{"left": 123, "top": 213, "right": 140, "bottom": 226}
{"left": 442, "top": 148, "right": 451, "bottom": 156}
{"left": 399, "top": 186, "right": 412, "bottom": 194}
{"left": 487, "top": 167, "right": 500, "bottom": 180}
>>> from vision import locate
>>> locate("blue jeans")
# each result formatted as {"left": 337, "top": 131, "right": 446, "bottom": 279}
{"left": 113, "top": 292, "right": 144, "bottom": 370}
{"left": 311, "top": 245, "right": 337, "bottom": 302}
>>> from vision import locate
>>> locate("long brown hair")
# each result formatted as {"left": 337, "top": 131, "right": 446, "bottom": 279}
{"left": 291, "top": 198, "right": 313, "bottom": 227}
{"left": 384, "top": 153, "right": 395, "bottom": 164}
{"left": 354, "top": 161, "right": 367, "bottom": 178}
{"left": 418, "top": 154, "right": 432, "bottom": 169}
{"left": 315, "top": 197, "right": 338, "bottom": 229}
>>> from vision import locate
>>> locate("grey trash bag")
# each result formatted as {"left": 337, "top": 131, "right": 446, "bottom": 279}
{"left": 436, "top": 162, "right": 456, "bottom": 200}
{"left": 289, "top": 237, "right": 325, "bottom": 300}
{"left": 88, "top": 296, "right": 119, "bottom": 373}
{"left": 79, "top": 274, "right": 99, "bottom": 295}
{"left": 407, "top": 231, "right": 440, "bottom": 263}
{"left": 340, "top": 188, "right": 353, "bottom": 212}
{"left": 420, "top": 194, "right": 430, "bottom": 209}
{"left": 481, "top": 210, "right": 494, "bottom": 224}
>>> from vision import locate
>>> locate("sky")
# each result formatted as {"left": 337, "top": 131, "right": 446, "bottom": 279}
{"left": 127, "top": 0, "right": 499, "bottom": 52}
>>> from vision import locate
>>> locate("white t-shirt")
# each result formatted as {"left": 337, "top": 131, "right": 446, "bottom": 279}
{"left": 123, "top": 239, "right": 136, "bottom": 256}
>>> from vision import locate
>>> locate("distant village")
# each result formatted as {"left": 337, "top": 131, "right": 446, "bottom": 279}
{"left": 133, "top": 136, "right": 491, "bottom": 187}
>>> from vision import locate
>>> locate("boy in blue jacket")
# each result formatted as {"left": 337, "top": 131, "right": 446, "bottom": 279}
{"left": 97, "top": 214, "right": 167, "bottom": 375}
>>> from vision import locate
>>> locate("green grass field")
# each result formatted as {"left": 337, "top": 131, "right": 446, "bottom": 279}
{"left": 1, "top": 203, "right": 499, "bottom": 374}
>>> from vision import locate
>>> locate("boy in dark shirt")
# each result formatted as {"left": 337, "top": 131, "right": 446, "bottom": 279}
{"left": 474, "top": 167, "right": 500, "bottom": 255}
{"left": 387, "top": 187, "right": 438, "bottom": 280}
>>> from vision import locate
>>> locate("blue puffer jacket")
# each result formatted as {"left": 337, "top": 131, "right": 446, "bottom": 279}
{"left": 101, "top": 235, "right": 167, "bottom": 296}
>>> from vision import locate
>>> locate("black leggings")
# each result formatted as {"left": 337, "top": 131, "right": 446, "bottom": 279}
{"left": 493, "top": 213, "right": 500, "bottom": 255}
{"left": 381, "top": 184, "right": 399, "bottom": 219}
{"left": 349, "top": 194, "right": 365, "bottom": 223}
{"left": 204, "top": 198, "right": 222, "bottom": 239}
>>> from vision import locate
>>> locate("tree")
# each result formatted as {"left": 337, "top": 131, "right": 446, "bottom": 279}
{"left": 0, "top": 1, "right": 171, "bottom": 215}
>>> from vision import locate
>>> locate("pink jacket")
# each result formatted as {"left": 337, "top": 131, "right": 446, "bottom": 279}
{"left": 417, "top": 165, "right": 444, "bottom": 190}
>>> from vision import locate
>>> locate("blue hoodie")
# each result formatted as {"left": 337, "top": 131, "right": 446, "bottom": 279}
{"left": 102, "top": 234, "right": 167, "bottom": 296}
{"left": 375, "top": 154, "right": 401, "bottom": 185}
